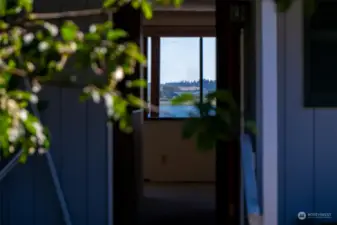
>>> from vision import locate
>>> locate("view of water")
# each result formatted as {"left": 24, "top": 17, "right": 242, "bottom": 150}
{"left": 147, "top": 105, "right": 198, "bottom": 118}
{"left": 159, "top": 105, "right": 198, "bottom": 118}
{"left": 147, "top": 105, "right": 216, "bottom": 118}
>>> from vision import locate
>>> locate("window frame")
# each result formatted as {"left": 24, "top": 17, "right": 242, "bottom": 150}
{"left": 143, "top": 28, "right": 215, "bottom": 120}
{"left": 303, "top": 0, "right": 337, "bottom": 107}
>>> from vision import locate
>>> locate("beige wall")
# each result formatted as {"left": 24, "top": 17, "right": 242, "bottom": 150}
{"left": 141, "top": 5, "right": 216, "bottom": 183}
{"left": 142, "top": 120, "right": 215, "bottom": 182}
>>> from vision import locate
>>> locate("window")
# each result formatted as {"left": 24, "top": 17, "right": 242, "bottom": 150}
{"left": 146, "top": 36, "right": 216, "bottom": 118}
{"left": 304, "top": 0, "right": 337, "bottom": 107}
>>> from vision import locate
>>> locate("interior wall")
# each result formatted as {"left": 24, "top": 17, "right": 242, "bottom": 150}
{"left": 142, "top": 9, "right": 216, "bottom": 183}
{"left": 142, "top": 121, "right": 216, "bottom": 182}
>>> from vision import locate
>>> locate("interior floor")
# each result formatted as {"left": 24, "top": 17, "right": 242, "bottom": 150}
{"left": 138, "top": 183, "right": 216, "bottom": 225}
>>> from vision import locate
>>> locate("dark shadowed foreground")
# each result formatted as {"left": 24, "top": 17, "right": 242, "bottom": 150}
{"left": 137, "top": 183, "right": 217, "bottom": 225}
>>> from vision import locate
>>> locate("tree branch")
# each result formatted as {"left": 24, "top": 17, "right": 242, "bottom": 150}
{"left": 32, "top": 8, "right": 113, "bottom": 20}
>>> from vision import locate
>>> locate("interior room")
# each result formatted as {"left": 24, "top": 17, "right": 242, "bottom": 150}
{"left": 137, "top": 2, "right": 217, "bottom": 224}
{"left": 117, "top": 1, "right": 258, "bottom": 225}
{"left": 139, "top": 121, "right": 216, "bottom": 225}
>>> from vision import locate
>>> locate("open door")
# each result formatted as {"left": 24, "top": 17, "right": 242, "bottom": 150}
{"left": 215, "top": 1, "right": 251, "bottom": 224}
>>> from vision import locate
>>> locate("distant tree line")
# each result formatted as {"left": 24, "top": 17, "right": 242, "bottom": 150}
{"left": 147, "top": 79, "right": 216, "bottom": 101}
{"left": 163, "top": 79, "right": 216, "bottom": 90}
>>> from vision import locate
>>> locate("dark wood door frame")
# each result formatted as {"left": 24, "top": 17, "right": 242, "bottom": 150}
{"left": 113, "top": 5, "right": 142, "bottom": 225}
{"left": 216, "top": 1, "right": 250, "bottom": 224}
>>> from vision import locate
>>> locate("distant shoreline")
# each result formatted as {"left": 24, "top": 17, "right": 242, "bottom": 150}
{"left": 159, "top": 100, "right": 194, "bottom": 106}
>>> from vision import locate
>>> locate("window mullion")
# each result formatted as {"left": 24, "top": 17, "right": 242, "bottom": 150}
{"left": 199, "top": 37, "right": 204, "bottom": 104}
{"left": 150, "top": 36, "right": 160, "bottom": 118}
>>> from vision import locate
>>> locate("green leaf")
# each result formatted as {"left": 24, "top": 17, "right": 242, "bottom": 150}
{"left": 195, "top": 102, "right": 212, "bottom": 116}
{"left": 127, "top": 79, "right": 147, "bottom": 88}
{"left": 103, "top": 0, "right": 116, "bottom": 8}
{"left": 131, "top": 0, "right": 141, "bottom": 8}
{"left": 84, "top": 32, "right": 101, "bottom": 41}
{"left": 0, "top": 0, "right": 6, "bottom": 16}
{"left": 125, "top": 43, "right": 146, "bottom": 64}
{"left": 216, "top": 108, "right": 231, "bottom": 124}
{"left": 43, "top": 127, "right": 51, "bottom": 149}
{"left": 196, "top": 131, "right": 216, "bottom": 151}
{"left": 119, "top": 118, "right": 132, "bottom": 133}
{"left": 79, "top": 92, "right": 91, "bottom": 102}
{"left": 18, "top": 0, "right": 33, "bottom": 12}
{"left": 127, "top": 94, "right": 145, "bottom": 108}
{"left": 181, "top": 118, "right": 200, "bottom": 139}
{"left": 171, "top": 93, "right": 195, "bottom": 105}
{"left": 0, "top": 72, "right": 11, "bottom": 88}
{"left": 173, "top": 0, "right": 183, "bottom": 7}
{"left": 206, "top": 90, "right": 237, "bottom": 109}
{"left": 141, "top": 1, "right": 153, "bottom": 19}
{"left": 245, "top": 120, "right": 257, "bottom": 135}
{"left": 107, "top": 29, "right": 128, "bottom": 40}
{"left": 113, "top": 95, "right": 128, "bottom": 115}
{"left": 61, "top": 21, "right": 78, "bottom": 41}
{"left": 19, "top": 153, "right": 28, "bottom": 163}
{"left": 7, "top": 90, "right": 32, "bottom": 100}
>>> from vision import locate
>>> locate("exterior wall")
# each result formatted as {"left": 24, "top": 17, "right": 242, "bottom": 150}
{"left": 0, "top": 0, "right": 112, "bottom": 224}
{"left": 0, "top": 86, "right": 109, "bottom": 225}
{"left": 279, "top": 1, "right": 337, "bottom": 224}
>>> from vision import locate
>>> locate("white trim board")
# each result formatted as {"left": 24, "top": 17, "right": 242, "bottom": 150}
{"left": 256, "top": 0, "right": 278, "bottom": 225}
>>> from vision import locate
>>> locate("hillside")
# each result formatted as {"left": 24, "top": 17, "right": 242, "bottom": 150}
{"left": 147, "top": 79, "right": 216, "bottom": 101}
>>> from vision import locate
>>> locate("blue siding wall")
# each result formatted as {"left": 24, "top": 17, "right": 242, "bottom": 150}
{"left": 279, "top": 1, "right": 337, "bottom": 224}
{"left": 0, "top": 86, "right": 109, "bottom": 225}
{"left": 0, "top": 0, "right": 111, "bottom": 222}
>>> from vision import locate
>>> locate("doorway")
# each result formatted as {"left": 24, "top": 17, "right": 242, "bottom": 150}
{"left": 140, "top": 26, "right": 217, "bottom": 225}
{"left": 112, "top": 2, "right": 256, "bottom": 225}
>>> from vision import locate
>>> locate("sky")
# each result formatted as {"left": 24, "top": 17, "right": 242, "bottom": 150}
{"left": 147, "top": 37, "right": 216, "bottom": 84}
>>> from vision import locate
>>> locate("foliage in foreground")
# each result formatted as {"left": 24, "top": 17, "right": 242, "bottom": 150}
{"left": 0, "top": 0, "right": 183, "bottom": 162}
{"left": 0, "top": 0, "right": 315, "bottom": 161}
{"left": 172, "top": 90, "right": 256, "bottom": 151}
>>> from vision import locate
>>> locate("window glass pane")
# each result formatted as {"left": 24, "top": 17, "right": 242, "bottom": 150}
{"left": 310, "top": 1, "right": 337, "bottom": 31}
{"left": 310, "top": 39, "right": 337, "bottom": 94}
{"left": 304, "top": 1, "right": 337, "bottom": 106}
{"left": 202, "top": 37, "right": 216, "bottom": 96}
{"left": 202, "top": 37, "right": 216, "bottom": 114}
{"left": 159, "top": 37, "right": 200, "bottom": 118}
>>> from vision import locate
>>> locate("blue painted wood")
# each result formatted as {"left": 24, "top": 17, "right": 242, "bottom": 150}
{"left": 314, "top": 110, "right": 337, "bottom": 223}
{"left": 277, "top": 9, "right": 286, "bottom": 225}
{"left": 240, "top": 134, "right": 261, "bottom": 215}
{"left": 87, "top": 100, "right": 108, "bottom": 225}
{"left": 0, "top": 86, "right": 110, "bottom": 225}
{"left": 35, "top": 86, "right": 63, "bottom": 225}
{"left": 61, "top": 88, "right": 87, "bottom": 225}
{"left": 281, "top": 1, "right": 315, "bottom": 224}
{"left": 8, "top": 161, "right": 35, "bottom": 225}
{"left": 1, "top": 176, "right": 9, "bottom": 225}
{"left": 0, "top": 0, "right": 112, "bottom": 222}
